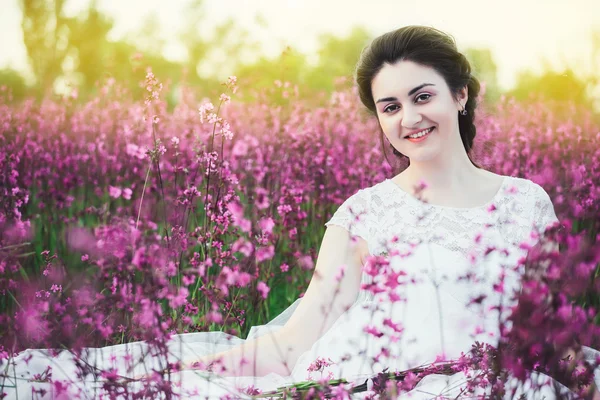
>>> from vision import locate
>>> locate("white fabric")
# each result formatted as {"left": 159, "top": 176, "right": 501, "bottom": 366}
{"left": 2, "top": 175, "right": 599, "bottom": 399}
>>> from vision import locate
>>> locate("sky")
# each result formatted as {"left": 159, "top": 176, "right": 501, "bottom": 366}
{"left": 1, "top": 0, "right": 599, "bottom": 91}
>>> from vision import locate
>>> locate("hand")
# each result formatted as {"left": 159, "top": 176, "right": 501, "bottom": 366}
{"left": 132, "top": 372, "right": 151, "bottom": 381}
{"left": 181, "top": 357, "right": 216, "bottom": 373}
{"left": 131, "top": 363, "right": 187, "bottom": 381}
{"left": 131, "top": 369, "right": 162, "bottom": 381}
{"left": 181, "top": 355, "right": 221, "bottom": 372}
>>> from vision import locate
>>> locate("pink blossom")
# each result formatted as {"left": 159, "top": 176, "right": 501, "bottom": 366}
{"left": 363, "top": 325, "right": 384, "bottom": 338}
{"left": 125, "top": 143, "right": 146, "bottom": 159}
{"left": 219, "top": 93, "right": 231, "bottom": 105}
{"left": 298, "top": 255, "right": 314, "bottom": 271}
{"left": 256, "top": 245, "right": 274, "bottom": 262}
{"left": 335, "top": 264, "right": 346, "bottom": 282}
{"left": 109, "top": 186, "right": 122, "bottom": 199}
{"left": 256, "top": 281, "right": 270, "bottom": 299}
{"left": 198, "top": 102, "right": 215, "bottom": 123}
{"left": 122, "top": 188, "right": 132, "bottom": 200}
{"left": 232, "top": 140, "right": 249, "bottom": 157}
{"left": 206, "top": 311, "right": 223, "bottom": 324}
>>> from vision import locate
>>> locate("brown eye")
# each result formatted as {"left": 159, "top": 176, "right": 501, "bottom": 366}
{"left": 382, "top": 93, "right": 431, "bottom": 114}
{"left": 383, "top": 104, "right": 399, "bottom": 114}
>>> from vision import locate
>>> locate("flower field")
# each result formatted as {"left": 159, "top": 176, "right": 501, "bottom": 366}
{"left": 0, "top": 71, "right": 599, "bottom": 398}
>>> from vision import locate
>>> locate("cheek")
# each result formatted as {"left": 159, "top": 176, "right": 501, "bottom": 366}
{"left": 379, "top": 119, "right": 398, "bottom": 137}
{"left": 380, "top": 125, "right": 397, "bottom": 143}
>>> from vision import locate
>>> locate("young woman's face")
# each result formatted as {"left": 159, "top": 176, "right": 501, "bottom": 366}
{"left": 371, "top": 60, "right": 467, "bottom": 163}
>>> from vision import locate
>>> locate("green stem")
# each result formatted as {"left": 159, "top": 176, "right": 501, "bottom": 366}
{"left": 136, "top": 164, "right": 152, "bottom": 230}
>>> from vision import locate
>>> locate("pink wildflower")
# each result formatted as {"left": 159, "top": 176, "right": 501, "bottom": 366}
{"left": 256, "top": 281, "right": 270, "bottom": 299}
{"left": 122, "top": 188, "right": 132, "bottom": 200}
{"left": 109, "top": 186, "right": 122, "bottom": 199}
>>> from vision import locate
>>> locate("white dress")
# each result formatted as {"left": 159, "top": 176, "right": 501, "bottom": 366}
{"left": 2, "top": 175, "right": 599, "bottom": 399}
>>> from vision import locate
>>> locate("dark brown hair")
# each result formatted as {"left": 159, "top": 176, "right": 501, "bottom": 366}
{"left": 355, "top": 25, "right": 482, "bottom": 169}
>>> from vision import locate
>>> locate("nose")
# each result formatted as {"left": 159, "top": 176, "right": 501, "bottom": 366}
{"left": 401, "top": 106, "right": 423, "bottom": 130}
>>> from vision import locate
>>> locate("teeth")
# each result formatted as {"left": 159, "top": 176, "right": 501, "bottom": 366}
{"left": 408, "top": 127, "right": 433, "bottom": 139}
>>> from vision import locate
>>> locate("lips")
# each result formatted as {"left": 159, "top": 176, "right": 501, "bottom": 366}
{"left": 404, "top": 126, "right": 435, "bottom": 139}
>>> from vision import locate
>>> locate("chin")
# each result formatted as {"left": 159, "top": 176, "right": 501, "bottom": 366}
{"left": 403, "top": 148, "right": 441, "bottom": 162}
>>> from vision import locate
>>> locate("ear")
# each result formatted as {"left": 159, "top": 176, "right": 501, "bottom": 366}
{"left": 457, "top": 85, "right": 468, "bottom": 110}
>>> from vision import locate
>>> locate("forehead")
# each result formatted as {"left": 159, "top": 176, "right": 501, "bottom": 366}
{"left": 371, "top": 60, "right": 441, "bottom": 98}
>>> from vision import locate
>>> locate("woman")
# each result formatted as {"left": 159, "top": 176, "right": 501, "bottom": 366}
{"left": 3, "top": 25, "right": 599, "bottom": 399}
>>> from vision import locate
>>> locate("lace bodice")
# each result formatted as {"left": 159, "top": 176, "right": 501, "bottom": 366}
{"left": 325, "top": 175, "right": 558, "bottom": 256}
{"left": 324, "top": 175, "right": 560, "bottom": 302}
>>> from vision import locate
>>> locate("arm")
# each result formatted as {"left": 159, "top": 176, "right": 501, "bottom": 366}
{"left": 181, "top": 328, "right": 294, "bottom": 377}
{"left": 185, "top": 225, "right": 368, "bottom": 377}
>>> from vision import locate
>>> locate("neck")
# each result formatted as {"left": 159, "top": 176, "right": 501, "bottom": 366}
{"left": 404, "top": 140, "right": 481, "bottom": 191}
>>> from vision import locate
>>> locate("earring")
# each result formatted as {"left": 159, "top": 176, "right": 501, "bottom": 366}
{"left": 460, "top": 106, "right": 468, "bottom": 116}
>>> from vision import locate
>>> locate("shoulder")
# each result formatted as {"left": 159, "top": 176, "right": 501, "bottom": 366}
{"left": 497, "top": 176, "right": 556, "bottom": 223}
{"left": 334, "top": 179, "right": 387, "bottom": 207}
{"left": 325, "top": 183, "right": 382, "bottom": 249}
{"left": 502, "top": 175, "right": 550, "bottom": 201}
{"left": 325, "top": 184, "right": 371, "bottom": 224}
{"left": 505, "top": 175, "right": 558, "bottom": 228}
{"left": 517, "top": 177, "right": 552, "bottom": 203}
{"left": 346, "top": 179, "right": 394, "bottom": 212}
{"left": 325, "top": 179, "right": 389, "bottom": 227}
{"left": 339, "top": 185, "right": 372, "bottom": 209}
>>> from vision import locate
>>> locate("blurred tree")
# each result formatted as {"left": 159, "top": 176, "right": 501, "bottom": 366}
{"left": 231, "top": 26, "right": 371, "bottom": 106}
{"left": 118, "top": 12, "right": 194, "bottom": 108}
{"left": 506, "top": 28, "right": 600, "bottom": 119}
{"left": 0, "top": 68, "right": 28, "bottom": 102}
{"left": 590, "top": 29, "right": 600, "bottom": 114}
{"left": 208, "top": 18, "right": 262, "bottom": 77}
{"left": 64, "top": 2, "right": 114, "bottom": 95}
{"left": 177, "top": 0, "right": 262, "bottom": 98}
{"left": 510, "top": 68, "right": 592, "bottom": 104}
{"left": 178, "top": 0, "right": 210, "bottom": 79}
{"left": 463, "top": 48, "right": 501, "bottom": 109}
{"left": 128, "top": 12, "right": 166, "bottom": 56}
{"left": 104, "top": 46, "right": 189, "bottom": 110}
{"left": 18, "top": 0, "right": 216, "bottom": 102}
{"left": 234, "top": 46, "right": 311, "bottom": 105}
{"left": 305, "top": 26, "right": 372, "bottom": 93}
{"left": 20, "top": 0, "right": 71, "bottom": 97}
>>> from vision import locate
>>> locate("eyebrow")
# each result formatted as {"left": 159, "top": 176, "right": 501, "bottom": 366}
{"left": 375, "top": 83, "right": 436, "bottom": 104}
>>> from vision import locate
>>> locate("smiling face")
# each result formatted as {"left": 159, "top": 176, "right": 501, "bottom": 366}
{"left": 371, "top": 60, "right": 468, "bottom": 164}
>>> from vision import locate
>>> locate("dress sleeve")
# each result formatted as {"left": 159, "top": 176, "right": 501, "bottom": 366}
{"left": 324, "top": 188, "right": 371, "bottom": 242}
{"left": 531, "top": 183, "right": 559, "bottom": 235}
